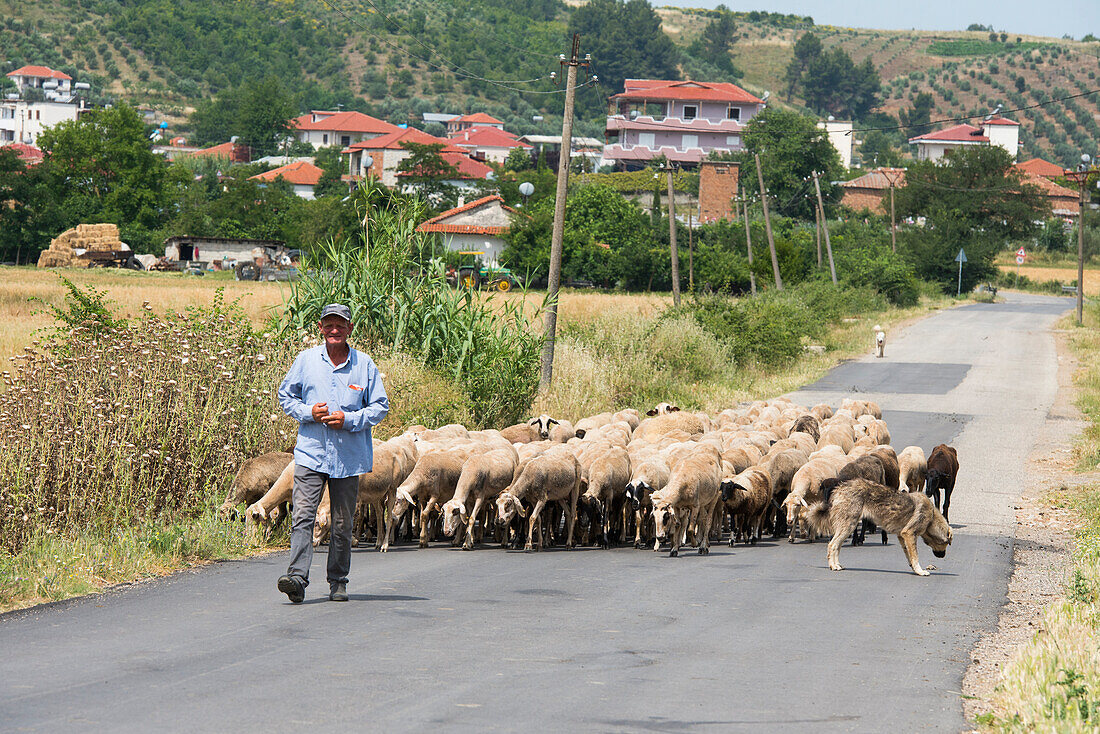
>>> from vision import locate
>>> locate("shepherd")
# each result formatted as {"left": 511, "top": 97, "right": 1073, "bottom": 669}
{"left": 276, "top": 304, "right": 389, "bottom": 603}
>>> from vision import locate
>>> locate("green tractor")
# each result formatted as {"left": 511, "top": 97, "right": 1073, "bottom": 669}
{"left": 455, "top": 251, "right": 522, "bottom": 292}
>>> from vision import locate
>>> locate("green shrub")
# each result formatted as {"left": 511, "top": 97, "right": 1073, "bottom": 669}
{"left": 649, "top": 315, "right": 730, "bottom": 381}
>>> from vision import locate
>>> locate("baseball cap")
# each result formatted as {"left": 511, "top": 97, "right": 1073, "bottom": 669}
{"left": 319, "top": 303, "right": 352, "bottom": 323}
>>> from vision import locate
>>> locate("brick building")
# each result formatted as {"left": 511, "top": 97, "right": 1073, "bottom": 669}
{"left": 697, "top": 160, "right": 740, "bottom": 223}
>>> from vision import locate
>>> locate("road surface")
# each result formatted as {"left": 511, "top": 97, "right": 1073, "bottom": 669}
{"left": 0, "top": 292, "right": 1072, "bottom": 733}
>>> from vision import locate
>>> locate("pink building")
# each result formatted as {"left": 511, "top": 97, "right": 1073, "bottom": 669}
{"left": 604, "top": 79, "right": 765, "bottom": 169}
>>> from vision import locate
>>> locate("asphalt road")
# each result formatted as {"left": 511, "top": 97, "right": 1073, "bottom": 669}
{"left": 0, "top": 292, "right": 1072, "bottom": 733}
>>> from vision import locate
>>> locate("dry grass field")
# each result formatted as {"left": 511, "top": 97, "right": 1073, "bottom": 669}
{"left": 997, "top": 264, "right": 1100, "bottom": 295}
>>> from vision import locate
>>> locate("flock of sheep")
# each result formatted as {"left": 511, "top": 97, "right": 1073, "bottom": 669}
{"left": 222, "top": 398, "right": 955, "bottom": 562}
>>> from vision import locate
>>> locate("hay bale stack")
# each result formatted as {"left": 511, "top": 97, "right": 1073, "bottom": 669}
{"left": 37, "top": 223, "right": 122, "bottom": 267}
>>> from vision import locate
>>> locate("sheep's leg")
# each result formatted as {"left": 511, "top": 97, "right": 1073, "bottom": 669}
{"left": 464, "top": 497, "right": 484, "bottom": 550}
{"left": 418, "top": 500, "right": 437, "bottom": 548}
{"left": 634, "top": 508, "right": 646, "bottom": 549}
{"left": 526, "top": 499, "right": 546, "bottom": 551}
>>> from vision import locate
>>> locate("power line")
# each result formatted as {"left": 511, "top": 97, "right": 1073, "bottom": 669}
{"left": 850, "top": 87, "right": 1100, "bottom": 135}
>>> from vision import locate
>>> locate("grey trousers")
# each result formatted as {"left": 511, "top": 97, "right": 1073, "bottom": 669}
{"left": 286, "top": 466, "right": 359, "bottom": 587}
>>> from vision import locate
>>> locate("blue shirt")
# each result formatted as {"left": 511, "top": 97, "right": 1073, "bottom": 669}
{"left": 278, "top": 345, "right": 389, "bottom": 479}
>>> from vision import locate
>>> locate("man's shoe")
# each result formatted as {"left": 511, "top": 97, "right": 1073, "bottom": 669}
{"left": 329, "top": 582, "right": 348, "bottom": 602}
{"left": 277, "top": 574, "right": 305, "bottom": 603}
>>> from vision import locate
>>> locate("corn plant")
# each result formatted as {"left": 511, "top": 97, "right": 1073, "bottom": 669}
{"left": 281, "top": 192, "right": 543, "bottom": 428}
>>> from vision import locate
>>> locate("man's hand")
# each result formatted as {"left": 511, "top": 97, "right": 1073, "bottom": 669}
{"left": 321, "top": 410, "right": 345, "bottom": 430}
{"left": 311, "top": 402, "right": 330, "bottom": 422}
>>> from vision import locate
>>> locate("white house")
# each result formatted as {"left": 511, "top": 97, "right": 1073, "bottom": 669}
{"left": 290, "top": 110, "right": 398, "bottom": 150}
{"left": 447, "top": 126, "right": 531, "bottom": 163}
{"left": 908, "top": 117, "right": 1020, "bottom": 162}
{"left": 818, "top": 118, "right": 853, "bottom": 169}
{"left": 6, "top": 65, "right": 72, "bottom": 96}
{"left": 342, "top": 127, "right": 468, "bottom": 188}
{"left": 250, "top": 160, "right": 325, "bottom": 200}
{"left": 0, "top": 99, "right": 82, "bottom": 145}
{"left": 415, "top": 195, "right": 524, "bottom": 265}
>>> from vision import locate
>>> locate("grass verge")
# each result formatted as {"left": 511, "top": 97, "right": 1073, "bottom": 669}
{"left": 978, "top": 303, "right": 1100, "bottom": 731}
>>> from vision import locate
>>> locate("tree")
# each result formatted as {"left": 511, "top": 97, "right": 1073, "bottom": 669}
{"left": 785, "top": 32, "right": 822, "bottom": 100}
{"left": 894, "top": 145, "right": 1048, "bottom": 293}
{"left": 0, "top": 148, "right": 39, "bottom": 263}
{"left": 698, "top": 6, "right": 739, "bottom": 75}
{"left": 234, "top": 76, "right": 297, "bottom": 157}
{"left": 739, "top": 107, "right": 844, "bottom": 220}
{"left": 570, "top": 0, "right": 679, "bottom": 112}
{"left": 35, "top": 103, "right": 170, "bottom": 253}
{"left": 898, "top": 92, "right": 934, "bottom": 137}
{"left": 802, "top": 50, "right": 881, "bottom": 119}
{"left": 396, "top": 142, "right": 459, "bottom": 206}
{"left": 312, "top": 145, "right": 347, "bottom": 199}
{"left": 859, "top": 129, "right": 902, "bottom": 167}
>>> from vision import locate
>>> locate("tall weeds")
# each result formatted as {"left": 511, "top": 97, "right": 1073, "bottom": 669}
{"left": 282, "top": 192, "right": 542, "bottom": 427}
{"left": 0, "top": 285, "right": 298, "bottom": 555}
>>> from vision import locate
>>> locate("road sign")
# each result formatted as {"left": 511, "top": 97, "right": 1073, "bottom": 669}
{"left": 955, "top": 248, "right": 967, "bottom": 263}
{"left": 1017, "top": 247, "right": 1026, "bottom": 257}
{"left": 1016, "top": 254, "right": 1026, "bottom": 265}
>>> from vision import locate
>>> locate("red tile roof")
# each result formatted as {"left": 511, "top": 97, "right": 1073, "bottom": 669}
{"left": 840, "top": 167, "right": 906, "bottom": 191}
{"left": 290, "top": 111, "right": 398, "bottom": 135}
{"left": 343, "top": 127, "right": 462, "bottom": 152}
{"left": 397, "top": 151, "right": 494, "bottom": 180}
{"left": 983, "top": 117, "right": 1020, "bottom": 126}
{"left": 7, "top": 65, "right": 71, "bottom": 80}
{"left": 250, "top": 160, "right": 324, "bottom": 186}
{"left": 448, "top": 126, "right": 531, "bottom": 149}
{"left": 183, "top": 141, "right": 251, "bottom": 162}
{"left": 416, "top": 195, "right": 523, "bottom": 235}
{"left": 457, "top": 113, "right": 503, "bottom": 125}
{"left": 1016, "top": 158, "right": 1065, "bottom": 178}
{"left": 909, "top": 123, "right": 988, "bottom": 143}
{"left": 2, "top": 143, "right": 44, "bottom": 165}
{"left": 612, "top": 79, "right": 763, "bottom": 105}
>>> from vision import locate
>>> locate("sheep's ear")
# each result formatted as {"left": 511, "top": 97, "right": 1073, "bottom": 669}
{"left": 548, "top": 418, "right": 559, "bottom": 425}
{"left": 646, "top": 409, "right": 658, "bottom": 416}
{"left": 515, "top": 502, "right": 527, "bottom": 518}
{"left": 670, "top": 406, "right": 680, "bottom": 412}
{"left": 529, "top": 418, "right": 539, "bottom": 426}
{"left": 799, "top": 497, "right": 808, "bottom": 507}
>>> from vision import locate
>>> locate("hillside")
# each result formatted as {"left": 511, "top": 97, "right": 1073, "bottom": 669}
{"left": 2, "top": 0, "right": 1098, "bottom": 165}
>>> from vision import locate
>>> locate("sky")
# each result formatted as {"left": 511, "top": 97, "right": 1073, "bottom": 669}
{"left": 655, "top": 1, "right": 1100, "bottom": 39}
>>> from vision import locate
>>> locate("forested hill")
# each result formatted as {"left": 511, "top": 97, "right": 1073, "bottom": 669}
{"left": 2, "top": 0, "right": 1098, "bottom": 164}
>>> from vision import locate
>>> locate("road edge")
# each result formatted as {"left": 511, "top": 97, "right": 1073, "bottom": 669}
{"left": 960, "top": 325, "right": 1090, "bottom": 727}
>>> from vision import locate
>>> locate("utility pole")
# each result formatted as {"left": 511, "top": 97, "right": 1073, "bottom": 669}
{"left": 1065, "top": 156, "right": 1093, "bottom": 326}
{"left": 687, "top": 210, "right": 695, "bottom": 292}
{"left": 742, "top": 197, "right": 756, "bottom": 295}
{"left": 812, "top": 171, "right": 838, "bottom": 285}
{"left": 884, "top": 168, "right": 898, "bottom": 253}
{"left": 754, "top": 153, "right": 783, "bottom": 291}
{"left": 815, "top": 203, "right": 822, "bottom": 268}
{"left": 663, "top": 163, "right": 681, "bottom": 306}
{"left": 540, "top": 34, "right": 587, "bottom": 390}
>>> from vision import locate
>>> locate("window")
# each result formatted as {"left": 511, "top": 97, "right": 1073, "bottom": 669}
{"left": 726, "top": 135, "right": 741, "bottom": 147}
{"left": 340, "top": 135, "right": 351, "bottom": 147}
{"left": 637, "top": 132, "right": 655, "bottom": 149}
{"left": 681, "top": 134, "right": 698, "bottom": 150}
{"left": 726, "top": 106, "right": 741, "bottom": 121}
{"left": 323, "top": 134, "right": 329, "bottom": 145}
{"left": 682, "top": 105, "right": 698, "bottom": 120}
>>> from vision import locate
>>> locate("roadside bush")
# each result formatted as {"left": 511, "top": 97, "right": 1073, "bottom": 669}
{"left": 0, "top": 285, "right": 299, "bottom": 555}
{"left": 649, "top": 315, "right": 729, "bottom": 382}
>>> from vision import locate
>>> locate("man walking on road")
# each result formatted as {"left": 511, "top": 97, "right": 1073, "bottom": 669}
{"left": 276, "top": 304, "right": 389, "bottom": 603}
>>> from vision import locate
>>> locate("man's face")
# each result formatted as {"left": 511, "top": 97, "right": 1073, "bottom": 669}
{"left": 319, "top": 315, "right": 352, "bottom": 348}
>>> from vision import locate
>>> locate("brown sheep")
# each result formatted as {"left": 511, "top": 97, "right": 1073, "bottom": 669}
{"left": 495, "top": 447, "right": 581, "bottom": 551}
{"left": 244, "top": 460, "right": 296, "bottom": 538}
{"left": 651, "top": 446, "right": 722, "bottom": 557}
{"left": 790, "top": 414, "right": 821, "bottom": 443}
{"left": 385, "top": 446, "right": 475, "bottom": 551}
{"left": 577, "top": 446, "right": 631, "bottom": 548}
{"left": 313, "top": 440, "right": 414, "bottom": 549}
{"left": 441, "top": 447, "right": 518, "bottom": 550}
{"left": 624, "top": 454, "right": 670, "bottom": 549}
{"left": 633, "top": 412, "right": 707, "bottom": 443}
{"left": 783, "top": 458, "right": 843, "bottom": 543}
{"left": 219, "top": 451, "right": 293, "bottom": 520}
{"left": 721, "top": 466, "right": 772, "bottom": 545}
